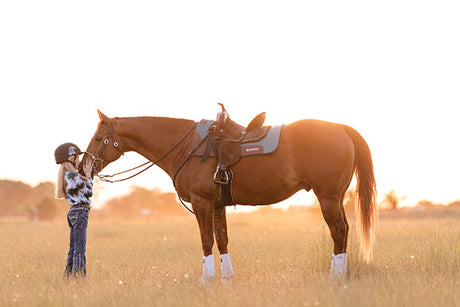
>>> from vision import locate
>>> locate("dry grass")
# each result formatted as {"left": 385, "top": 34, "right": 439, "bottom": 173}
{"left": 0, "top": 208, "right": 458, "bottom": 307}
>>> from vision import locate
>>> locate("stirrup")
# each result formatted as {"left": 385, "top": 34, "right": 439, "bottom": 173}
{"left": 214, "top": 165, "right": 232, "bottom": 185}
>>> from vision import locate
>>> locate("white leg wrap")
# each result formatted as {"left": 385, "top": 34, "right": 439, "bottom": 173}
{"left": 220, "top": 254, "right": 234, "bottom": 279}
{"left": 330, "top": 253, "right": 347, "bottom": 279}
{"left": 201, "top": 255, "right": 215, "bottom": 281}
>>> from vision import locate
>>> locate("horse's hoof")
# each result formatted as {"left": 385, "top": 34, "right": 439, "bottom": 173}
{"left": 198, "top": 277, "right": 213, "bottom": 286}
{"left": 221, "top": 278, "right": 233, "bottom": 285}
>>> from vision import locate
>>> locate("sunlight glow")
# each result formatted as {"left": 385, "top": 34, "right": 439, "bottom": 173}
{"left": 1, "top": 1, "right": 459, "bottom": 208}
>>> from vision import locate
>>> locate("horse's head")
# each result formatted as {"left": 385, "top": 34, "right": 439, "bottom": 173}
{"left": 81, "top": 110, "right": 124, "bottom": 177}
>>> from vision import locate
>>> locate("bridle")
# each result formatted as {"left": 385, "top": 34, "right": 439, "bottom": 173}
{"left": 83, "top": 120, "right": 204, "bottom": 215}
{"left": 98, "top": 123, "right": 124, "bottom": 161}
{"left": 85, "top": 121, "right": 200, "bottom": 215}
{"left": 83, "top": 122, "right": 125, "bottom": 182}
{"left": 85, "top": 121, "right": 198, "bottom": 184}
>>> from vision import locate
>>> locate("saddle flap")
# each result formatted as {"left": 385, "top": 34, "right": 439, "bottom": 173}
{"left": 245, "top": 112, "right": 266, "bottom": 132}
{"left": 218, "top": 141, "right": 241, "bottom": 167}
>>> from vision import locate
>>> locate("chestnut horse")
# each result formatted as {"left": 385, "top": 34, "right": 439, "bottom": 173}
{"left": 82, "top": 110, "right": 376, "bottom": 281}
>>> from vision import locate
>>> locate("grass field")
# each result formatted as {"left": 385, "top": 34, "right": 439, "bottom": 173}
{"left": 1, "top": 207, "right": 458, "bottom": 307}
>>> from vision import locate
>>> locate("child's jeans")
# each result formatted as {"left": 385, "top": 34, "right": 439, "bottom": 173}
{"left": 64, "top": 205, "right": 89, "bottom": 278}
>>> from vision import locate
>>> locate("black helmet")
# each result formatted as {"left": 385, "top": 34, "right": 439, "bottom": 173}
{"left": 54, "top": 143, "right": 81, "bottom": 164}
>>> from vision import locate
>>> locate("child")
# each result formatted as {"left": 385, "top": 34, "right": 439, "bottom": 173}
{"left": 55, "top": 142, "right": 93, "bottom": 278}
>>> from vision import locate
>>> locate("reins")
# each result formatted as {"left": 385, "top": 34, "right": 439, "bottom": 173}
{"left": 87, "top": 121, "right": 200, "bottom": 214}
{"left": 94, "top": 122, "right": 197, "bottom": 183}
{"left": 96, "top": 161, "right": 154, "bottom": 183}
{"left": 171, "top": 135, "right": 208, "bottom": 215}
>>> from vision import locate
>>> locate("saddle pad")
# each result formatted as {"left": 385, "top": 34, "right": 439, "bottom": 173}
{"left": 193, "top": 119, "right": 283, "bottom": 157}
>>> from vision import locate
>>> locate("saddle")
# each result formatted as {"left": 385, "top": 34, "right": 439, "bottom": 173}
{"left": 200, "top": 104, "right": 269, "bottom": 205}
{"left": 205, "top": 104, "right": 268, "bottom": 181}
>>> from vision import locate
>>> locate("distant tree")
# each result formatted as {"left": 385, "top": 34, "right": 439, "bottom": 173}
{"left": 103, "top": 186, "right": 184, "bottom": 217}
{"left": 33, "top": 182, "right": 55, "bottom": 199}
{"left": 0, "top": 180, "right": 66, "bottom": 219}
{"left": 380, "top": 190, "right": 405, "bottom": 210}
{"left": 35, "top": 197, "right": 59, "bottom": 221}
{"left": 0, "top": 180, "right": 33, "bottom": 216}
{"left": 447, "top": 200, "right": 460, "bottom": 207}
{"left": 417, "top": 200, "right": 436, "bottom": 207}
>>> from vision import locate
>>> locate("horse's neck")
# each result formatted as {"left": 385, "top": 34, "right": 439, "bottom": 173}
{"left": 118, "top": 117, "right": 195, "bottom": 175}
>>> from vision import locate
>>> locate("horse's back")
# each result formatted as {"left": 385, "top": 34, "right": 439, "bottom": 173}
{"left": 284, "top": 119, "right": 355, "bottom": 157}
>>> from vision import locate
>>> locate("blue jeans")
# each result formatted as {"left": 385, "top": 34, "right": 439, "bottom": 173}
{"left": 65, "top": 206, "right": 89, "bottom": 278}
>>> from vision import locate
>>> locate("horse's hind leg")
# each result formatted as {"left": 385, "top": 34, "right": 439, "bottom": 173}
{"left": 214, "top": 206, "right": 234, "bottom": 280}
{"left": 317, "top": 193, "right": 349, "bottom": 278}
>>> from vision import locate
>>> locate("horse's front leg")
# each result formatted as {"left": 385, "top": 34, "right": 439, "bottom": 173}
{"left": 214, "top": 206, "right": 234, "bottom": 281}
{"left": 192, "top": 195, "right": 216, "bottom": 283}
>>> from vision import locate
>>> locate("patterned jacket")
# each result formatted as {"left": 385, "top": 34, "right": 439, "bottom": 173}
{"left": 65, "top": 171, "right": 93, "bottom": 206}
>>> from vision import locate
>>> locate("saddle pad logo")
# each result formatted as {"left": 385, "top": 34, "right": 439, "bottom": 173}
{"left": 242, "top": 145, "right": 263, "bottom": 154}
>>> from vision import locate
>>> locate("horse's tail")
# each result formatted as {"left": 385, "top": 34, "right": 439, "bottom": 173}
{"left": 343, "top": 125, "right": 377, "bottom": 263}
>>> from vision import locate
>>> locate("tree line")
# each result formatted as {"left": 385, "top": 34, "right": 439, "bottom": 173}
{"left": 1, "top": 180, "right": 458, "bottom": 221}
{"left": 0, "top": 180, "right": 184, "bottom": 221}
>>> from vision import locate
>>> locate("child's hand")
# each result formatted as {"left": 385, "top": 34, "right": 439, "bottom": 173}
{"left": 83, "top": 160, "right": 93, "bottom": 178}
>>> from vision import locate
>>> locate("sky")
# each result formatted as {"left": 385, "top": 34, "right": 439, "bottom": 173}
{"left": 1, "top": 1, "right": 459, "bottom": 208}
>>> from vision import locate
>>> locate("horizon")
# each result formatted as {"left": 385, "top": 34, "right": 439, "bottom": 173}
{"left": 1, "top": 1, "right": 459, "bottom": 208}
{"left": 1, "top": 176, "right": 456, "bottom": 211}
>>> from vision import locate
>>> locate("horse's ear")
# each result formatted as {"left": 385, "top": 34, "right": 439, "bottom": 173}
{"left": 97, "top": 110, "right": 110, "bottom": 122}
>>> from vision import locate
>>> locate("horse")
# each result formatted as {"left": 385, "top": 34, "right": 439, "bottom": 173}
{"left": 81, "top": 109, "right": 376, "bottom": 281}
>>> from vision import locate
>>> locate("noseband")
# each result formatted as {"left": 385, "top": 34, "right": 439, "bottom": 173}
{"left": 83, "top": 123, "right": 123, "bottom": 177}
{"left": 98, "top": 123, "right": 124, "bottom": 160}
